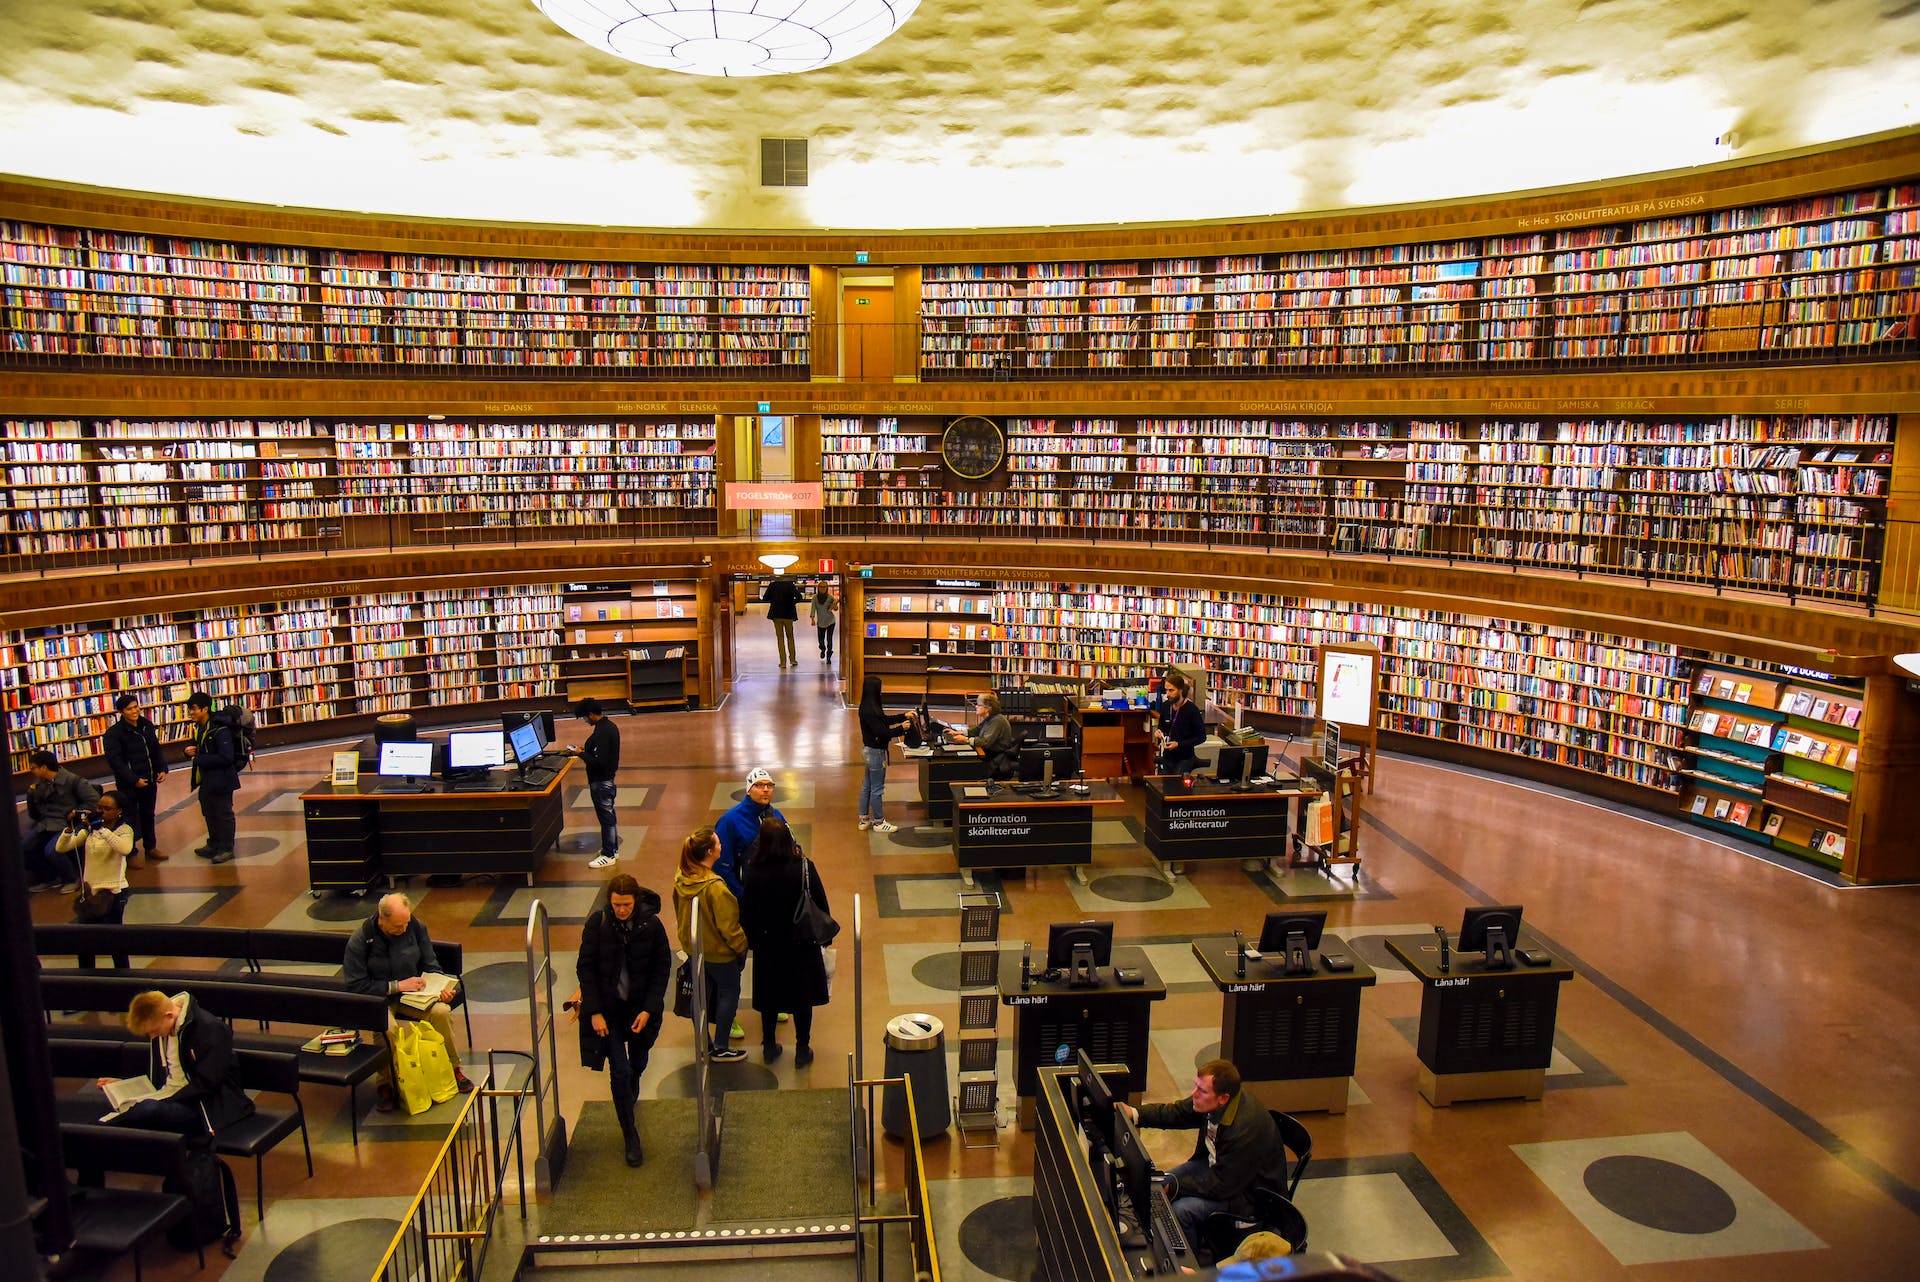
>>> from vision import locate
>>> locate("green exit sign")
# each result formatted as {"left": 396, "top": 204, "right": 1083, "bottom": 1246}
{"left": 757, "top": 401, "right": 771, "bottom": 413}
{"left": 860, "top": 566, "right": 874, "bottom": 578}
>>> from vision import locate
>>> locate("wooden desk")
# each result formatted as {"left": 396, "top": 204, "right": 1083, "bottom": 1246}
{"left": 1190, "top": 933, "right": 1376, "bottom": 1114}
{"left": 913, "top": 746, "right": 991, "bottom": 824}
{"left": 1071, "top": 703, "right": 1154, "bottom": 781}
{"left": 999, "top": 947, "right": 1165, "bottom": 1130}
{"left": 1143, "top": 775, "right": 1315, "bottom": 879}
{"left": 301, "top": 759, "right": 574, "bottom": 891}
{"left": 953, "top": 781, "right": 1122, "bottom": 887}
{"left": 1384, "top": 933, "right": 1575, "bottom": 1105}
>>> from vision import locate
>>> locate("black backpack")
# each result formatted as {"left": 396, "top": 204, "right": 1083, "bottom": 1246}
{"left": 213, "top": 703, "right": 255, "bottom": 771}
{"left": 165, "top": 1148, "right": 242, "bottom": 1255}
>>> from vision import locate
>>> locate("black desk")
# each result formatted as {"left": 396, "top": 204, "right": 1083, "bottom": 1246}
{"left": 1384, "top": 933, "right": 1575, "bottom": 1105}
{"left": 1190, "top": 933, "right": 1375, "bottom": 1115}
{"left": 953, "top": 781, "right": 1122, "bottom": 887}
{"left": 999, "top": 947, "right": 1165, "bottom": 1130}
{"left": 1143, "top": 775, "right": 1314, "bottom": 879}
{"left": 913, "top": 747, "right": 991, "bottom": 824}
{"left": 301, "top": 759, "right": 574, "bottom": 890}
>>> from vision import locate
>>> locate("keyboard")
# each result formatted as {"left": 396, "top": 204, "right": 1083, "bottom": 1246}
{"left": 534, "top": 751, "right": 570, "bottom": 766}
{"left": 519, "top": 767, "right": 559, "bottom": 789}
{"left": 1148, "top": 1182, "right": 1192, "bottom": 1262}
{"left": 448, "top": 779, "right": 507, "bottom": 793}
{"left": 376, "top": 782, "right": 427, "bottom": 794}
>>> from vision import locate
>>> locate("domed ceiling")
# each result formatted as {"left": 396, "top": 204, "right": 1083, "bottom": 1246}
{"left": 0, "top": 0, "right": 1916, "bottom": 231}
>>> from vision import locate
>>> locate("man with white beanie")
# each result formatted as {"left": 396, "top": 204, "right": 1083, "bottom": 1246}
{"left": 714, "top": 766, "right": 788, "bottom": 1041}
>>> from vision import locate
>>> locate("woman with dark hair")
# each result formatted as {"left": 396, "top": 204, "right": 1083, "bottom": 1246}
{"left": 810, "top": 584, "right": 838, "bottom": 663}
{"left": 577, "top": 871, "right": 670, "bottom": 1166}
{"left": 57, "top": 788, "right": 134, "bottom": 969}
{"left": 740, "top": 816, "right": 832, "bottom": 1066}
{"left": 857, "top": 674, "right": 913, "bottom": 833}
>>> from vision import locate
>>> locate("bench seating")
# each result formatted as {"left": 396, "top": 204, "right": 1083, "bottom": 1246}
{"left": 58, "top": 1123, "right": 201, "bottom": 1282}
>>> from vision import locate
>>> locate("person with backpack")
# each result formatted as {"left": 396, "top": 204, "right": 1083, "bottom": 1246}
{"left": 761, "top": 573, "right": 801, "bottom": 669}
{"left": 102, "top": 692, "right": 170, "bottom": 864}
{"left": 183, "top": 691, "right": 242, "bottom": 864}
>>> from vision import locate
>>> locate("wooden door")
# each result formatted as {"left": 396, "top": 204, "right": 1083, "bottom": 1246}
{"left": 844, "top": 286, "right": 894, "bottom": 380}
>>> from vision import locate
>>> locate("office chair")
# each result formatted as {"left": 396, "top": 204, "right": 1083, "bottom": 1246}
{"left": 1196, "top": 1182, "right": 1310, "bottom": 1263}
{"left": 1270, "top": 1108, "right": 1313, "bottom": 1197}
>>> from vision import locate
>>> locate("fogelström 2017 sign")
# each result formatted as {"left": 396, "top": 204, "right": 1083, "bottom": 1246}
{"left": 725, "top": 482, "right": 824, "bottom": 509}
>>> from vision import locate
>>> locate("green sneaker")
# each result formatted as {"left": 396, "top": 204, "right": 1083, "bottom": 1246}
{"left": 730, "top": 1019, "right": 745, "bottom": 1041}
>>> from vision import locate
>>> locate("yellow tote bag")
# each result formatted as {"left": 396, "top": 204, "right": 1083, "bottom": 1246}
{"left": 391, "top": 1021, "right": 460, "bottom": 1114}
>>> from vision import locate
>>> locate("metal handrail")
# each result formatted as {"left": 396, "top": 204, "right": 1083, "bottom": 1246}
{"left": 853, "top": 1072, "right": 940, "bottom": 1282}
{"left": 524, "top": 899, "right": 565, "bottom": 1190}
{"left": 368, "top": 1068, "right": 498, "bottom": 1282}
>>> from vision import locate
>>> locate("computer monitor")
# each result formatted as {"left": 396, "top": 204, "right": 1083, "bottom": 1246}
{"left": 1046, "top": 919, "right": 1115, "bottom": 977}
{"left": 507, "top": 721, "right": 543, "bottom": 768}
{"left": 378, "top": 740, "right": 435, "bottom": 781}
{"left": 1458, "top": 904, "right": 1523, "bottom": 970}
{"left": 1111, "top": 1105, "right": 1158, "bottom": 1246}
{"left": 1075, "top": 1049, "right": 1120, "bottom": 1156}
{"left": 445, "top": 730, "right": 505, "bottom": 774}
{"left": 501, "top": 710, "right": 556, "bottom": 748}
{"left": 1211, "top": 743, "right": 1268, "bottom": 786}
{"left": 1258, "top": 909, "right": 1328, "bottom": 975}
{"left": 1019, "top": 743, "right": 1078, "bottom": 785}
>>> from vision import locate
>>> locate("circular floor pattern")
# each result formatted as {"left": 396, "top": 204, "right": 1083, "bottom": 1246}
{"left": 306, "top": 893, "right": 380, "bottom": 922}
{"left": 232, "top": 835, "right": 281, "bottom": 857}
{"left": 1581, "top": 1155, "right": 1739, "bottom": 1234}
{"left": 1346, "top": 934, "right": 1410, "bottom": 974}
{"left": 957, "top": 1195, "right": 1042, "bottom": 1282}
{"left": 909, "top": 951, "right": 967, "bottom": 992}
{"left": 883, "top": 825, "right": 951, "bottom": 850}
{"left": 658, "top": 1059, "right": 779, "bottom": 1098}
{"left": 461, "top": 961, "right": 528, "bottom": 1004}
{"left": 1087, "top": 874, "right": 1174, "bottom": 904}
{"left": 263, "top": 1217, "right": 404, "bottom": 1282}
{"left": 1191, "top": 1041, "right": 1223, "bottom": 1069}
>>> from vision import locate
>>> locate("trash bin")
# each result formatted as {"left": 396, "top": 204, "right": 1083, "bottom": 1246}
{"left": 881, "top": 1012, "right": 952, "bottom": 1140}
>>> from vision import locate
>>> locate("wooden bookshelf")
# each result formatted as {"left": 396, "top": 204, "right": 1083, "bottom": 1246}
{"left": 915, "top": 182, "right": 1920, "bottom": 377}
{"left": 855, "top": 579, "right": 998, "bottom": 708}
{"left": 0, "top": 224, "right": 809, "bottom": 378}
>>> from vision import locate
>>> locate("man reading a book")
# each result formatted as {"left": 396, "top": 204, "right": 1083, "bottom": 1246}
{"left": 97, "top": 989, "right": 253, "bottom": 1137}
{"left": 344, "top": 892, "right": 474, "bottom": 1110}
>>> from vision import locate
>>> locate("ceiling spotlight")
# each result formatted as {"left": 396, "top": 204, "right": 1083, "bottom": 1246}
{"left": 531, "top": 1, "right": 921, "bottom": 78}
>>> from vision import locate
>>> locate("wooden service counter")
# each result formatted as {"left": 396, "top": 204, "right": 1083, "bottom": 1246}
{"left": 953, "top": 780, "right": 1122, "bottom": 887}
{"left": 1143, "top": 774, "right": 1317, "bottom": 880}
{"left": 1384, "top": 932, "right": 1574, "bottom": 1106}
{"left": 911, "top": 743, "right": 991, "bottom": 824}
{"left": 1190, "top": 933, "right": 1376, "bottom": 1114}
{"left": 301, "top": 759, "right": 574, "bottom": 891}
{"left": 999, "top": 947, "right": 1165, "bottom": 1131}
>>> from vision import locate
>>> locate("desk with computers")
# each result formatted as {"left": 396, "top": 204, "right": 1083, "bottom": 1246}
{"left": 302, "top": 712, "right": 578, "bottom": 890}
{"left": 953, "top": 765, "right": 1118, "bottom": 888}
{"left": 1143, "top": 741, "right": 1317, "bottom": 881}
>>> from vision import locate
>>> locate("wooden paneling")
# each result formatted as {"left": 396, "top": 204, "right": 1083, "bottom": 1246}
{"left": 1849, "top": 673, "right": 1920, "bottom": 882}
{"left": 809, "top": 265, "right": 841, "bottom": 379}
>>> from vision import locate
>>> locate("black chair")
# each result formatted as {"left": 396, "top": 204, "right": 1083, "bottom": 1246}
{"left": 46, "top": 1036, "right": 149, "bottom": 1126}
{"left": 58, "top": 1123, "right": 201, "bottom": 1282}
{"left": 1197, "top": 1183, "right": 1310, "bottom": 1264}
{"left": 213, "top": 1049, "right": 312, "bottom": 1219}
{"left": 1270, "top": 1108, "right": 1312, "bottom": 1197}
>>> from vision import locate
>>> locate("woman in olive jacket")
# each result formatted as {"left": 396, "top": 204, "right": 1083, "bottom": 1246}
{"left": 740, "top": 815, "right": 832, "bottom": 1066}
{"left": 672, "top": 827, "right": 750, "bottom": 1062}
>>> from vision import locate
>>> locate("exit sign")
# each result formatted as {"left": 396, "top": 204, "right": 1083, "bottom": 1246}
{"left": 860, "top": 566, "right": 874, "bottom": 578}
{"left": 757, "top": 401, "right": 771, "bottom": 413}
{"left": 855, "top": 251, "right": 870, "bottom": 263}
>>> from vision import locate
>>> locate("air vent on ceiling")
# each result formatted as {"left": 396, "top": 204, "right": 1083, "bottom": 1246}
{"left": 761, "top": 138, "right": 809, "bottom": 187}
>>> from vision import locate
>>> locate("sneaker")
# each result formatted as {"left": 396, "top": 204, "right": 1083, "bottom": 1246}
{"left": 58, "top": 882, "right": 79, "bottom": 894}
{"left": 375, "top": 1084, "right": 397, "bottom": 1113}
{"left": 777, "top": 1012, "right": 790, "bottom": 1024}
{"left": 729, "top": 1019, "right": 745, "bottom": 1040}
{"left": 588, "top": 854, "right": 616, "bottom": 869}
{"left": 208, "top": 850, "right": 234, "bottom": 865}
{"left": 26, "top": 882, "right": 57, "bottom": 894}
{"left": 709, "top": 1047, "right": 747, "bottom": 1063}
{"left": 872, "top": 820, "right": 898, "bottom": 834}
{"left": 857, "top": 819, "right": 870, "bottom": 831}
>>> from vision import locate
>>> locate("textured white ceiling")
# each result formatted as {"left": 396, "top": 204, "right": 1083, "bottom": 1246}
{"left": 0, "top": 0, "right": 1916, "bottom": 231}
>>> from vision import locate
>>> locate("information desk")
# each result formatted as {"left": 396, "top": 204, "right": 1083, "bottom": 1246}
{"left": 1384, "top": 933, "right": 1575, "bottom": 1105}
{"left": 999, "top": 947, "right": 1165, "bottom": 1130}
{"left": 301, "top": 760, "right": 574, "bottom": 891}
{"left": 912, "top": 745, "right": 991, "bottom": 824}
{"left": 1031, "top": 1064, "right": 1143, "bottom": 1282}
{"left": 1190, "top": 933, "right": 1376, "bottom": 1115}
{"left": 953, "top": 781, "right": 1122, "bottom": 887}
{"left": 1143, "top": 775, "right": 1315, "bottom": 878}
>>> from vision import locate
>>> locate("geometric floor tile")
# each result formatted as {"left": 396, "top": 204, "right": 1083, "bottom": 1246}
{"left": 258, "top": 887, "right": 417, "bottom": 934}
{"left": 873, "top": 872, "right": 1007, "bottom": 916}
{"left": 1294, "top": 1154, "right": 1507, "bottom": 1281}
{"left": 923, "top": 1175, "right": 1037, "bottom": 1282}
{"left": 122, "top": 886, "right": 239, "bottom": 926}
{"left": 553, "top": 824, "right": 650, "bottom": 859}
{"left": 1091, "top": 817, "right": 1139, "bottom": 847}
{"left": 1251, "top": 863, "right": 1394, "bottom": 902}
{"left": 883, "top": 939, "right": 1023, "bottom": 1010}
{"left": 246, "top": 787, "right": 310, "bottom": 815}
{"left": 214, "top": 1195, "right": 416, "bottom": 1282}
{"left": 707, "top": 779, "right": 818, "bottom": 811}
{"left": 866, "top": 822, "right": 954, "bottom": 857}
{"left": 1385, "top": 1018, "right": 1623, "bottom": 1091}
{"left": 1148, "top": 1025, "right": 1372, "bottom": 1109}
{"left": 1318, "top": 924, "right": 1442, "bottom": 986}
{"left": 474, "top": 883, "right": 607, "bottom": 927}
{"left": 1511, "top": 1131, "right": 1824, "bottom": 1265}
{"left": 1069, "top": 869, "right": 1209, "bottom": 913}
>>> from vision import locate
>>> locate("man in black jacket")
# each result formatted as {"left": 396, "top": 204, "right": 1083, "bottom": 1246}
{"left": 99, "top": 989, "right": 253, "bottom": 1137}
{"left": 344, "top": 893, "right": 473, "bottom": 1110}
{"left": 183, "top": 690, "right": 239, "bottom": 864}
{"left": 567, "top": 698, "right": 622, "bottom": 869}
{"left": 762, "top": 574, "right": 801, "bottom": 669}
{"left": 1154, "top": 671, "right": 1208, "bottom": 775}
{"left": 103, "top": 693, "right": 170, "bottom": 863}
{"left": 1124, "top": 1058, "right": 1288, "bottom": 1250}
{"left": 576, "top": 873, "right": 671, "bottom": 1166}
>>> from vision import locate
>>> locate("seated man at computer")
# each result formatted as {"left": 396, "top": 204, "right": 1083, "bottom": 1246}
{"left": 1122, "top": 1057, "right": 1287, "bottom": 1253}
{"left": 1153, "top": 672, "right": 1207, "bottom": 775}
{"left": 945, "top": 692, "right": 1019, "bottom": 779}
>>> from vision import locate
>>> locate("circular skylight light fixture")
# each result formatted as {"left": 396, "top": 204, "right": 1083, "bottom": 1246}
{"left": 532, "top": 1, "right": 921, "bottom": 78}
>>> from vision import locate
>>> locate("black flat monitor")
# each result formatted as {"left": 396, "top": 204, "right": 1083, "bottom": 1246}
{"left": 1258, "top": 909, "right": 1328, "bottom": 975}
{"left": 507, "top": 721, "right": 543, "bottom": 768}
{"left": 445, "top": 730, "right": 505, "bottom": 776}
{"left": 1046, "top": 919, "right": 1115, "bottom": 979}
{"left": 1075, "top": 1049, "right": 1120, "bottom": 1156}
{"left": 1459, "top": 904, "right": 1523, "bottom": 970}
{"left": 1111, "top": 1105, "right": 1158, "bottom": 1247}
{"left": 501, "top": 710, "right": 555, "bottom": 748}
{"left": 377, "top": 740, "right": 435, "bottom": 783}
{"left": 1212, "top": 743, "right": 1270, "bottom": 787}
{"left": 1019, "top": 743, "right": 1078, "bottom": 787}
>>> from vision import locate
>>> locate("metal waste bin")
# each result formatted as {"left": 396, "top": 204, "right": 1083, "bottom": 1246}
{"left": 881, "top": 1012, "right": 952, "bottom": 1140}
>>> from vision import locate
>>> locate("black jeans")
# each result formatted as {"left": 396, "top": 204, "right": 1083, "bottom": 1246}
{"left": 602, "top": 1003, "right": 663, "bottom": 1104}
{"left": 764, "top": 1006, "right": 813, "bottom": 1049}
{"left": 77, "top": 888, "right": 132, "bottom": 970}
{"left": 126, "top": 782, "right": 161, "bottom": 853}
{"left": 198, "top": 785, "right": 236, "bottom": 853}
{"left": 816, "top": 624, "right": 835, "bottom": 657}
